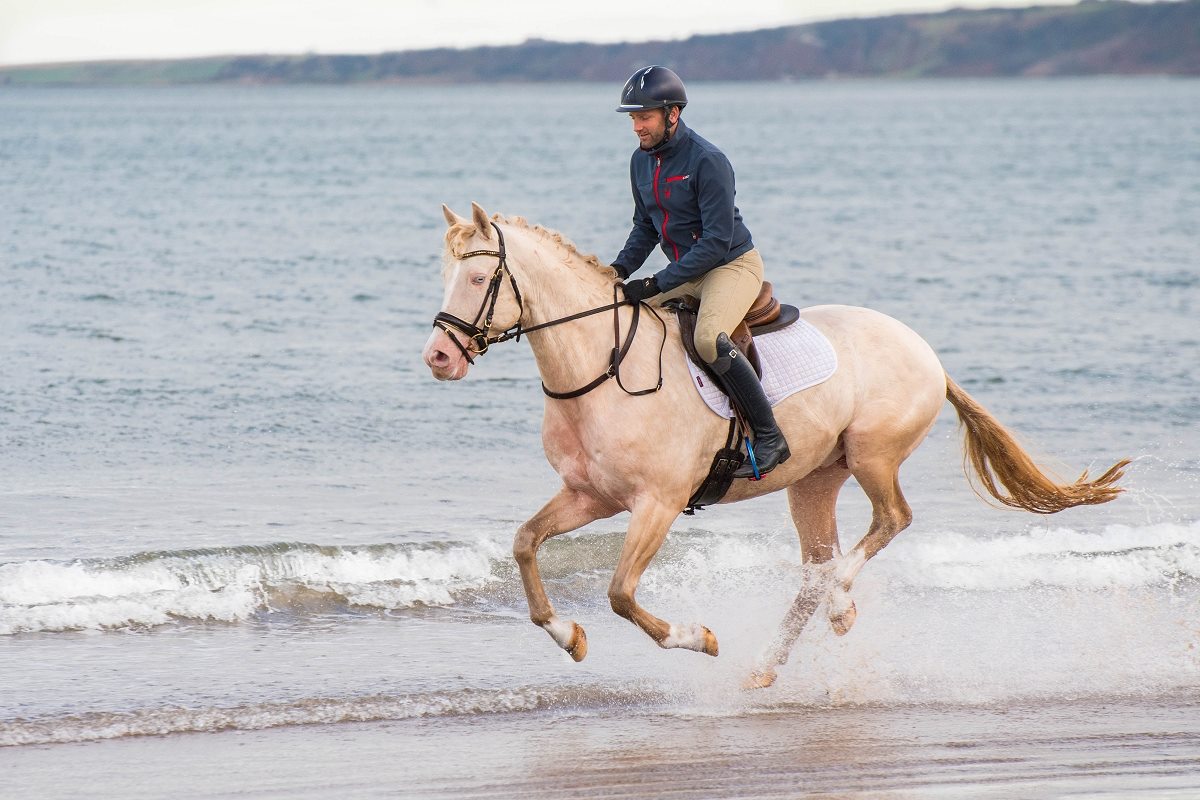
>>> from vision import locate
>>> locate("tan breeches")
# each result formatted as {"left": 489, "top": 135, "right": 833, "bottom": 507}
{"left": 658, "top": 248, "right": 765, "bottom": 363}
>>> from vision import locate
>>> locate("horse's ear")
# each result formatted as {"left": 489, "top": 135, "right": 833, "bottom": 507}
{"left": 442, "top": 204, "right": 466, "bottom": 227}
{"left": 470, "top": 201, "right": 492, "bottom": 240}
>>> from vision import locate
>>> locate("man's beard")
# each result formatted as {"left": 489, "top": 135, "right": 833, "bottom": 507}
{"left": 640, "top": 110, "right": 675, "bottom": 151}
{"left": 640, "top": 126, "right": 671, "bottom": 151}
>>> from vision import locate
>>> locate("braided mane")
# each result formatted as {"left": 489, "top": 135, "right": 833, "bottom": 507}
{"left": 445, "top": 214, "right": 620, "bottom": 281}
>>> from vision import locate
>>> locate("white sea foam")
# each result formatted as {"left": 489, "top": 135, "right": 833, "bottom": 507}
{"left": 637, "top": 519, "right": 1200, "bottom": 595}
{"left": 0, "top": 539, "right": 505, "bottom": 635}
{"left": 878, "top": 519, "right": 1200, "bottom": 591}
{"left": 0, "top": 683, "right": 661, "bottom": 746}
{"left": 3, "top": 520, "right": 1196, "bottom": 639}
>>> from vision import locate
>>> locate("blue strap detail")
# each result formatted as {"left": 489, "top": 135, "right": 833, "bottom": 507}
{"left": 744, "top": 436, "right": 761, "bottom": 480}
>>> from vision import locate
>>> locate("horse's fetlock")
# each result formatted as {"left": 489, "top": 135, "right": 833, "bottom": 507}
{"left": 834, "top": 549, "right": 866, "bottom": 587}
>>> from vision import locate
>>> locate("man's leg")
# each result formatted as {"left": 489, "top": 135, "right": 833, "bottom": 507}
{"left": 694, "top": 250, "right": 790, "bottom": 478}
{"left": 690, "top": 249, "right": 763, "bottom": 363}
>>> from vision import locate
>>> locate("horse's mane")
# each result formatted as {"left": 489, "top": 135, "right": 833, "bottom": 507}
{"left": 446, "top": 214, "right": 620, "bottom": 280}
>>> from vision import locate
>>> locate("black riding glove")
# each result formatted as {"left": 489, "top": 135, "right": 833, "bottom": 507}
{"left": 621, "top": 276, "right": 660, "bottom": 303}
{"left": 611, "top": 263, "right": 630, "bottom": 280}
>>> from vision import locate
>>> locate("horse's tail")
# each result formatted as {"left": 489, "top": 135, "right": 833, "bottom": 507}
{"left": 944, "top": 375, "right": 1130, "bottom": 514}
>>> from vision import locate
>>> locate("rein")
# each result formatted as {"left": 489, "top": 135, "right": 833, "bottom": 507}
{"left": 432, "top": 221, "right": 666, "bottom": 399}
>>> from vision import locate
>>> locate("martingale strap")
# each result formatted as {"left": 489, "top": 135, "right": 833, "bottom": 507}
{"left": 542, "top": 286, "right": 666, "bottom": 400}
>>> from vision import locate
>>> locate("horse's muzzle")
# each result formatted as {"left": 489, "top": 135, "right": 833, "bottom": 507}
{"left": 422, "top": 328, "right": 471, "bottom": 381}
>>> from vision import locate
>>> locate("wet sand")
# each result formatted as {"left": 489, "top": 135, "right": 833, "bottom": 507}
{"left": 5, "top": 696, "right": 1198, "bottom": 799}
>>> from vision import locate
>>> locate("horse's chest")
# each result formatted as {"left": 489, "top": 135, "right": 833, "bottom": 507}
{"left": 545, "top": 435, "right": 602, "bottom": 488}
{"left": 542, "top": 417, "right": 620, "bottom": 491}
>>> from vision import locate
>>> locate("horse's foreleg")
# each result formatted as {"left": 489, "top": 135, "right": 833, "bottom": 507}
{"left": 514, "top": 487, "right": 617, "bottom": 662}
{"left": 747, "top": 468, "right": 848, "bottom": 689}
{"left": 829, "top": 461, "right": 912, "bottom": 636}
{"left": 608, "top": 501, "right": 718, "bottom": 656}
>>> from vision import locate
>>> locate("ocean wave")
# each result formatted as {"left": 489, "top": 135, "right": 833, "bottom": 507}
{"left": 879, "top": 520, "right": 1200, "bottom": 591}
{"left": 4, "top": 679, "right": 1193, "bottom": 748}
{"left": 2, "top": 519, "right": 1196, "bottom": 636}
{"left": 0, "top": 683, "right": 667, "bottom": 746}
{"left": 0, "top": 540, "right": 506, "bottom": 635}
{"left": 633, "top": 520, "right": 1200, "bottom": 600}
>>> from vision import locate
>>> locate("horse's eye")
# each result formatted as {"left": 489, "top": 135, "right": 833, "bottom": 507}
{"left": 471, "top": 275, "right": 486, "bottom": 286}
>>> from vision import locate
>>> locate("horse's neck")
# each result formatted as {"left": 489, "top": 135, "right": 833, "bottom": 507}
{"left": 520, "top": 259, "right": 614, "bottom": 331}
{"left": 510, "top": 237, "right": 634, "bottom": 396}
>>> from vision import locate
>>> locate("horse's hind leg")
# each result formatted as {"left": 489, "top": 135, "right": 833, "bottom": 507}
{"left": 747, "top": 465, "right": 849, "bottom": 689}
{"left": 608, "top": 500, "right": 719, "bottom": 656}
{"left": 514, "top": 487, "right": 618, "bottom": 662}
{"left": 829, "top": 458, "right": 913, "bottom": 636}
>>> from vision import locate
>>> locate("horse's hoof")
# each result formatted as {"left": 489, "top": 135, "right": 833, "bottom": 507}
{"left": 743, "top": 668, "right": 777, "bottom": 690}
{"left": 701, "top": 626, "right": 719, "bottom": 657}
{"left": 567, "top": 622, "right": 588, "bottom": 662}
{"left": 830, "top": 601, "right": 857, "bottom": 636}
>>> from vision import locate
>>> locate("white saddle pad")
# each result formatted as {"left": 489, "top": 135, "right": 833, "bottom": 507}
{"left": 686, "top": 318, "right": 838, "bottom": 419}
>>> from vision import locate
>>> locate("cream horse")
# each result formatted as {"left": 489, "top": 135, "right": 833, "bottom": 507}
{"left": 422, "top": 203, "right": 1128, "bottom": 688}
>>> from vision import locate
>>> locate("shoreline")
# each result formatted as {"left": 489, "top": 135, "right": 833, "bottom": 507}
{"left": 5, "top": 697, "right": 1200, "bottom": 799}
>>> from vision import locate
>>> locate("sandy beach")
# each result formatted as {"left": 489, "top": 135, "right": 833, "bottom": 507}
{"left": 5, "top": 694, "right": 1199, "bottom": 799}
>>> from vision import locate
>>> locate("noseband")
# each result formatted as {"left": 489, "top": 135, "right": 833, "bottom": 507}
{"left": 431, "top": 221, "right": 665, "bottom": 399}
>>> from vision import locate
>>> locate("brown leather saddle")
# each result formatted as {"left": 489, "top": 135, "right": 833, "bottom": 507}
{"left": 669, "top": 281, "right": 801, "bottom": 379}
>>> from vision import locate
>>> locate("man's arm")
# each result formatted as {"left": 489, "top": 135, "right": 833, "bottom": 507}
{"left": 653, "top": 154, "right": 736, "bottom": 292}
{"left": 611, "top": 161, "right": 659, "bottom": 278}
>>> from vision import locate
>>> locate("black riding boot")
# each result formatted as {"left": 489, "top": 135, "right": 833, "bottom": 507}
{"left": 708, "top": 333, "right": 791, "bottom": 479}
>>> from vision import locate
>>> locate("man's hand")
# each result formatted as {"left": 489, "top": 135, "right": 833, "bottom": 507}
{"left": 621, "top": 276, "right": 660, "bottom": 303}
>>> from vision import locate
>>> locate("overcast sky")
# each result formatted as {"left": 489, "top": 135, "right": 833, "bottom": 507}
{"left": 2, "top": 0, "right": 1084, "bottom": 67}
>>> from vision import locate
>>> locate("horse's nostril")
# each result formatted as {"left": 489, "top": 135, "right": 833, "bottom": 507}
{"left": 432, "top": 349, "right": 450, "bottom": 367}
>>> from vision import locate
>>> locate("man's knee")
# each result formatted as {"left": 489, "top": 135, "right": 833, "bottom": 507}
{"left": 694, "top": 329, "right": 721, "bottom": 364}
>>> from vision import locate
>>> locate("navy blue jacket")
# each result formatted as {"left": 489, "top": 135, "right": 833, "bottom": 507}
{"left": 612, "top": 119, "right": 754, "bottom": 293}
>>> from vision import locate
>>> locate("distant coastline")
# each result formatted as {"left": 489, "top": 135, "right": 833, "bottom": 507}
{"left": 2, "top": 0, "right": 1197, "bottom": 85}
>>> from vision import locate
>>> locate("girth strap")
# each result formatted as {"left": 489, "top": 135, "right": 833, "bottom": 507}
{"left": 683, "top": 416, "right": 745, "bottom": 515}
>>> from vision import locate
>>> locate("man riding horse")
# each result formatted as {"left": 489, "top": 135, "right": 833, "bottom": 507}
{"left": 611, "top": 65, "right": 790, "bottom": 478}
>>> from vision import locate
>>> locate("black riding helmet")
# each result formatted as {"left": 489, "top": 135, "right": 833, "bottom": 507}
{"left": 615, "top": 65, "right": 688, "bottom": 113}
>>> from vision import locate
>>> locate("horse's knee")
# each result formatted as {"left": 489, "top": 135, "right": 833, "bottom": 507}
{"left": 512, "top": 529, "right": 537, "bottom": 567}
{"left": 608, "top": 586, "right": 635, "bottom": 619}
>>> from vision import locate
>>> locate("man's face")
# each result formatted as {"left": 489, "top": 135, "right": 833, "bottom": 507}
{"left": 629, "top": 108, "right": 676, "bottom": 150}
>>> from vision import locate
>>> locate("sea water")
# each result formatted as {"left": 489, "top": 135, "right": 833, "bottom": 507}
{"left": 1, "top": 80, "right": 1197, "bottom": 795}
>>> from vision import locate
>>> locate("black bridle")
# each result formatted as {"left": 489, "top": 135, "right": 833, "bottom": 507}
{"left": 431, "top": 222, "right": 665, "bottom": 399}
{"left": 432, "top": 223, "right": 524, "bottom": 363}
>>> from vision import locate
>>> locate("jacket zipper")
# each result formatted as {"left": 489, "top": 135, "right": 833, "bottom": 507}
{"left": 652, "top": 156, "right": 680, "bottom": 262}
